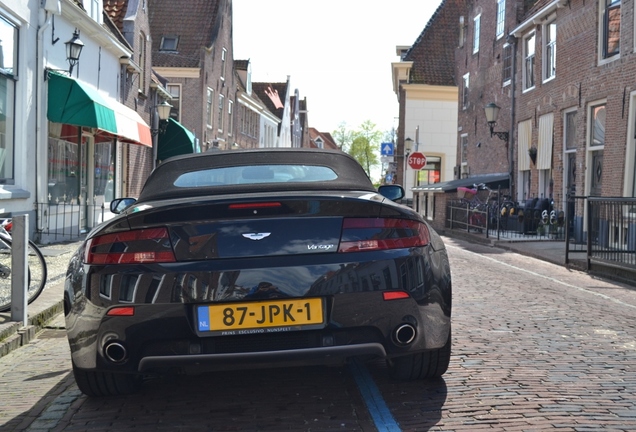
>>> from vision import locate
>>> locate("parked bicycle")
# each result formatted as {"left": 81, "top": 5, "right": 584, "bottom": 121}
{"left": 457, "top": 183, "right": 496, "bottom": 231}
{"left": 0, "top": 219, "right": 48, "bottom": 312}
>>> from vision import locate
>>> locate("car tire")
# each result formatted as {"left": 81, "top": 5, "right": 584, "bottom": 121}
{"left": 387, "top": 330, "right": 451, "bottom": 380}
{"left": 72, "top": 366, "right": 142, "bottom": 397}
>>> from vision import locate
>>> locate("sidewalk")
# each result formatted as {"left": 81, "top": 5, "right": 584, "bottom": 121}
{"left": 0, "top": 242, "right": 81, "bottom": 358}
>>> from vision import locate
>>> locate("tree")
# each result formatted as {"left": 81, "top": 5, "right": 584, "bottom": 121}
{"left": 332, "top": 121, "right": 354, "bottom": 151}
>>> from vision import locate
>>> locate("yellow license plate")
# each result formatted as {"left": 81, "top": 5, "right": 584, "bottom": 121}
{"left": 197, "top": 298, "right": 325, "bottom": 335}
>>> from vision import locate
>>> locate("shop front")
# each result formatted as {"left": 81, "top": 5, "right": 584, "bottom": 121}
{"left": 43, "top": 71, "right": 151, "bottom": 241}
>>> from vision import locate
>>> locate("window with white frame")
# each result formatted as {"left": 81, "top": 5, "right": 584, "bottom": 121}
{"left": 218, "top": 94, "right": 225, "bottom": 132}
{"left": 167, "top": 84, "right": 181, "bottom": 121}
{"left": 138, "top": 32, "right": 146, "bottom": 93}
{"left": 0, "top": 15, "right": 17, "bottom": 182}
{"left": 206, "top": 88, "right": 214, "bottom": 127}
{"left": 601, "top": 0, "right": 620, "bottom": 60}
{"left": 590, "top": 103, "right": 606, "bottom": 147}
{"left": 221, "top": 48, "right": 227, "bottom": 81}
{"left": 496, "top": 0, "right": 506, "bottom": 39}
{"left": 544, "top": 20, "right": 556, "bottom": 81}
{"left": 564, "top": 110, "right": 577, "bottom": 151}
{"left": 473, "top": 15, "right": 481, "bottom": 54}
{"left": 523, "top": 31, "right": 536, "bottom": 91}
{"left": 460, "top": 134, "right": 468, "bottom": 164}
{"left": 462, "top": 73, "right": 469, "bottom": 109}
{"left": 502, "top": 43, "right": 512, "bottom": 85}
{"left": 228, "top": 100, "right": 233, "bottom": 136}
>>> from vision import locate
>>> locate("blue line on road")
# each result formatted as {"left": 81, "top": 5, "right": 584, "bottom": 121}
{"left": 349, "top": 359, "right": 401, "bottom": 432}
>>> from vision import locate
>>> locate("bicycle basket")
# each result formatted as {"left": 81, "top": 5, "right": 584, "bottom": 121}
{"left": 457, "top": 187, "right": 476, "bottom": 200}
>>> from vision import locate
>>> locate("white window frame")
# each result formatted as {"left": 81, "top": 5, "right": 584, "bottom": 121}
{"left": 502, "top": 43, "right": 512, "bottom": 87}
{"left": 217, "top": 94, "right": 225, "bottom": 133}
{"left": 599, "top": 0, "right": 621, "bottom": 64}
{"left": 473, "top": 14, "right": 481, "bottom": 54}
{"left": 167, "top": 84, "right": 181, "bottom": 122}
{"left": 496, "top": 0, "right": 506, "bottom": 39}
{"left": 563, "top": 108, "right": 577, "bottom": 201}
{"left": 0, "top": 14, "right": 17, "bottom": 183}
{"left": 462, "top": 73, "right": 469, "bottom": 109}
{"left": 543, "top": 18, "right": 556, "bottom": 83}
{"left": 206, "top": 87, "right": 214, "bottom": 127}
{"left": 523, "top": 31, "right": 536, "bottom": 92}
{"left": 228, "top": 100, "right": 233, "bottom": 136}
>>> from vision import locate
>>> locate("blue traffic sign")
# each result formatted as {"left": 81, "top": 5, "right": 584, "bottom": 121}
{"left": 380, "top": 142, "right": 394, "bottom": 156}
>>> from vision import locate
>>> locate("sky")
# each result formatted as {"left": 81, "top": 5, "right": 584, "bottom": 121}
{"left": 232, "top": 0, "right": 445, "bottom": 137}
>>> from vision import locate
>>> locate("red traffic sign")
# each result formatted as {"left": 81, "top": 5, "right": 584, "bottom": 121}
{"left": 407, "top": 152, "right": 427, "bottom": 170}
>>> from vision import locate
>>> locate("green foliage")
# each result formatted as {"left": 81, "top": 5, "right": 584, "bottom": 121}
{"left": 333, "top": 120, "right": 381, "bottom": 179}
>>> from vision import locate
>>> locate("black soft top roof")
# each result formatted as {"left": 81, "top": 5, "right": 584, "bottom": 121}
{"left": 138, "top": 148, "right": 375, "bottom": 202}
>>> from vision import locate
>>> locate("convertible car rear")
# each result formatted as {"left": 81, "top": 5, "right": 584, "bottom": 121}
{"left": 64, "top": 148, "right": 452, "bottom": 396}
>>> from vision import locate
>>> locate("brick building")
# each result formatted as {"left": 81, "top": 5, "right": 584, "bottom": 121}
{"left": 149, "top": 0, "right": 236, "bottom": 152}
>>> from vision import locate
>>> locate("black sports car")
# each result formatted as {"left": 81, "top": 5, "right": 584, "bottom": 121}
{"left": 64, "top": 148, "right": 452, "bottom": 396}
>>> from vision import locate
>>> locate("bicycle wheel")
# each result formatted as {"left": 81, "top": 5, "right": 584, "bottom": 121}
{"left": 0, "top": 239, "right": 48, "bottom": 312}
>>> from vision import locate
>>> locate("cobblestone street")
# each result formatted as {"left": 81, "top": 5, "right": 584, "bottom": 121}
{"left": 1, "top": 236, "right": 636, "bottom": 431}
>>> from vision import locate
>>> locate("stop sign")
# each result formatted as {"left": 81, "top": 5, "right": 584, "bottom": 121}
{"left": 407, "top": 152, "right": 427, "bottom": 170}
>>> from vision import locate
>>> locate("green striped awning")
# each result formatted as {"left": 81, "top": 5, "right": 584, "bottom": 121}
{"left": 47, "top": 71, "right": 152, "bottom": 147}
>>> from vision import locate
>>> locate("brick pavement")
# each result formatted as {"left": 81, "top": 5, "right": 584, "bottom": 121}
{"left": 2, "top": 236, "right": 636, "bottom": 431}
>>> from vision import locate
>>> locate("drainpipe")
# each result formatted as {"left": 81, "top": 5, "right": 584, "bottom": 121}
{"left": 507, "top": 34, "right": 518, "bottom": 200}
{"left": 36, "top": 1, "right": 61, "bottom": 237}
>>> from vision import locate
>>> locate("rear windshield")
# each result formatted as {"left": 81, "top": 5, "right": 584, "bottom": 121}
{"left": 173, "top": 164, "right": 338, "bottom": 188}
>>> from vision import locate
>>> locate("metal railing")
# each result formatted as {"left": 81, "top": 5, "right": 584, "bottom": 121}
{"left": 447, "top": 194, "right": 566, "bottom": 242}
{"left": 566, "top": 196, "right": 636, "bottom": 270}
{"left": 35, "top": 201, "right": 113, "bottom": 244}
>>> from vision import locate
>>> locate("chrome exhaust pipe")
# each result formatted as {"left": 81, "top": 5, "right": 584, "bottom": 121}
{"left": 393, "top": 324, "right": 416, "bottom": 346}
{"left": 104, "top": 341, "right": 128, "bottom": 363}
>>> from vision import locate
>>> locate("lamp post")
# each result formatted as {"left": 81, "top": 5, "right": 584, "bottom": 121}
{"left": 65, "top": 29, "right": 84, "bottom": 77}
{"left": 152, "top": 101, "right": 172, "bottom": 136}
{"left": 403, "top": 136, "right": 413, "bottom": 187}
{"left": 484, "top": 102, "right": 509, "bottom": 144}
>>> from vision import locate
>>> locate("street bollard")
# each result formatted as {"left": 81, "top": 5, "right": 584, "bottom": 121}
{"left": 10, "top": 214, "right": 28, "bottom": 326}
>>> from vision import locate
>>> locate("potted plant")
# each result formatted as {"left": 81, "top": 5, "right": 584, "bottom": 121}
{"left": 528, "top": 146, "right": 537, "bottom": 165}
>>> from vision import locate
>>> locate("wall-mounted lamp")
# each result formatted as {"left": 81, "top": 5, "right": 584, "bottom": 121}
{"left": 65, "top": 29, "right": 84, "bottom": 77}
{"left": 152, "top": 101, "right": 172, "bottom": 136}
{"left": 484, "top": 102, "right": 509, "bottom": 144}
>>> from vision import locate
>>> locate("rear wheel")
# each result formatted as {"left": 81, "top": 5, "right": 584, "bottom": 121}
{"left": 387, "top": 330, "right": 451, "bottom": 380}
{"left": 0, "top": 239, "right": 48, "bottom": 312}
{"left": 72, "top": 365, "right": 142, "bottom": 397}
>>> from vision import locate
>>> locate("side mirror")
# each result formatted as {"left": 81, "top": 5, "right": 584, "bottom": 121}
{"left": 378, "top": 184, "right": 405, "bottom": 202}
{"left": 110, "top": 197, "right": 137, "bottom": 214}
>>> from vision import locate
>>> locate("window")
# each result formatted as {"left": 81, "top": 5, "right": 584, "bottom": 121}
{"left": 502, "top": 43, "right": 512, "bottom": 85}
{"left": 544, "top": 20, "right": 556, "bottom": 81}
{"left": 590, "top": 104, "right": 606, "bottom": 147}
{"left": 221, "top": 48, "right": 227, "bottom": 81}
{"left": 0, "top": 15, "right": 17, "bottom": 182}
{"left": 167, "top": 84, "right": 180, "bottom": 121}
{"left": 462, "top": 73, "right": 469, "bottom": 109}
{"left": 496, "top": 0, "right": 506, "bottom": 39}
{"left": 523, "top": 32, "right": 536, "bottom": 91}
{"left": 218, "top": 94, "right": 224, "bottom": 132}
{"left": 206, "top": 88, "right": 213, "bottom": 127}
{"left": 460, "top": 134, "right": 468, "bottom": 164}
{"left": 473, "top": 15, "right": 481, "bottom": 54}
{"left": 160, "top": 36, "right": 179, "bottom": 51}
{"left": 601, "top": 0, "right": 620, "bottom": 59}
{"left": 315, "top": 137, "right": 324, "bottom": 149}
{"left": 228, "top": 100, "right": 233, "bottom": 136}
{"left": 564, "top": 110, "right": 577, "bottom": 151}
{"left": 138, "top": 32, "right": 146, "bottom": 93}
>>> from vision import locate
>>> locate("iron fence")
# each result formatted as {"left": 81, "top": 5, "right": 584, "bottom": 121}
{"left": 447, "top": 195, "right": 566, "bottom": 241}
{"left": 35, "top": 201, "right": 113, "bottom": 244}
{"left": 566, "top": 196, "right": 636, "bottom": 270}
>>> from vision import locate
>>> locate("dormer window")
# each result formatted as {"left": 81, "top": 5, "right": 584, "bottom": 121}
{"left": 315, "top": 137, "right": 324, "bottom": 149}
{"left": 160, "top": 36, "right": 179, "bottom": 51}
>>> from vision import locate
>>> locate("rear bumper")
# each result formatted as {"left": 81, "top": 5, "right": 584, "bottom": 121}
{"left": 138, "top": 343, "right": 387, "bottom": 372}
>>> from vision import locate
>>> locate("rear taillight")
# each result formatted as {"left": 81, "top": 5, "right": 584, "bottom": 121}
{"left": 85, "top": 228, "right": 176, "bottom": 264}
{"left": 338, "top": 218, "right": 430, "bottom": 253}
